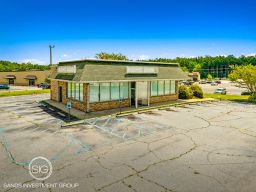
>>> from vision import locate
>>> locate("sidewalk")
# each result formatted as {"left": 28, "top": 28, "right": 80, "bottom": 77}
{"left": 42, "top": 98, "right": 215, "bottom": 121}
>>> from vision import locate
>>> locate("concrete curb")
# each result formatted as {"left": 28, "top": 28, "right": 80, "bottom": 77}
{"left": 61, "top": 98, "right": 217, "bottom": 127}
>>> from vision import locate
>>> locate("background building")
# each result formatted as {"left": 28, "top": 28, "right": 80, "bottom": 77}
{"left": 0, "top": 70, "right": 50, "bottom": 86}
{"left": 188, "top": 72, "right": 201, "bottom": 82}
{"left": 50, "top": 59, "right": 187, "bottom": 112}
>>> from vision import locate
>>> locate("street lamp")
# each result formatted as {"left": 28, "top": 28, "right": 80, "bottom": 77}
{"left": 49, "top": 45, "right": 55, "bottom": 65}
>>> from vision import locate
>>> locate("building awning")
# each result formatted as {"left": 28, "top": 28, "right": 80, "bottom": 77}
{"left": 5, "top": 75, "right": 16, "bottom": 79}
{"left": 24, "top": 75, "right": 37, "bottom": 80}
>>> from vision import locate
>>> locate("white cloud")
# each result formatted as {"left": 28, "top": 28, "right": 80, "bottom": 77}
{"left": 245, "top": 53, "right": 256, "bottom": 57}
{"left": 138, "top": 54, "right": 149, "bottom": 60}
{"left": 62, "top": 54, "right": 69, "bottom": 58}
{"left": 19, "top": 59, "right": 46, "bottom": 65}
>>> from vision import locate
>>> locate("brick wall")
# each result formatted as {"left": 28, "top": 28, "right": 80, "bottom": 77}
{"left": 150, "top": 94, "right": 178, "bottom": 104}
{"left": 50, "top": 80, "right": 58, "bottom": 101}
{"left": 89, "top": 99, "right": 130, "bottom": 112}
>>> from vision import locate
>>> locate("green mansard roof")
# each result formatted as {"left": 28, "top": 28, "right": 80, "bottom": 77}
{"left": 50, "top": 59, "right": 188, "bottom": 82}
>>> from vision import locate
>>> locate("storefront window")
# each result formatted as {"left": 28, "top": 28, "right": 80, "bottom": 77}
{"left": 164, "top": 80, "right": 170, "bottom": 95}
{"left": 111, "top": 82, "right": 119, "bottom": 100}
{"left": 100, "top": 83, "right": 110, "bottom": 101}
{"left": 67, "top": 82, "right": 84, "bottom": 102}
{"left": 75, "top": 83, "right": 80, "bottom": 100}
{"left": 158, "top": 81, "right": 164, "bottom": 95}
{"left": 89, "top": 83, "right": 100, "bottom": 102}
{"left": 120, "top": 82, "right": 129, "bottom": 99}
{"left": 68, "top": 82, "right": 72, "bottom": 98}
{"left": 151, "top": 81, "right": 158, "bottom": 96}
{"left": 171, "top": 81, "right": 176, "bottom": 94}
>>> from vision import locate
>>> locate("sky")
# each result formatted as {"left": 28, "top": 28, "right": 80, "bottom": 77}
{"left": 0, "top": 0, "right": 256, "bottom": 65}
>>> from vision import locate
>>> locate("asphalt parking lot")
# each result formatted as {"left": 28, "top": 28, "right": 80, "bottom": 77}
{"left": 198, "top": 80, "right": 247, "bottom": 95}
{"left": 0, "top": 94, "right": 256, "bottom": 192}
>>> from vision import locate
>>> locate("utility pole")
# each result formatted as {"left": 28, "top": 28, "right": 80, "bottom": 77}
{"left": 216, "top": 65, "right": 218, "bottom": 78}
{"left": 49, "top": 45, "right": 55, "bottom": 65}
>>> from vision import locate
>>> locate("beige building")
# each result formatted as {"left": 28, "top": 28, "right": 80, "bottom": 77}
{"left": 0, "top": 70, "right": 50, "bottom": 86}
{"left": 50, "top": 59, "right": 187, "bottom": 112}
{"left": 188, "top": 72, "right": 201, "bottom": 82}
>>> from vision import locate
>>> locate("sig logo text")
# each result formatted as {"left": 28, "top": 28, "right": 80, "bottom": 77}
{"left": 29, "top": 156, "right": 53, "bottom": 181}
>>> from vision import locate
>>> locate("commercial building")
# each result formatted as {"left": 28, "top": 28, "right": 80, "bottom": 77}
{"left": 49, "top": 59, "right": 187, "bottom": 112}
{"left": 0, "top": 70, "right": 50, "bottom": 86}
{"left": 188, "top": 72, "right": 201, "bottom": 82}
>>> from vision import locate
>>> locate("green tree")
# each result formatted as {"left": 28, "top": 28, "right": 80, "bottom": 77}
{"left": 0, "top": 60, "right": 49, "bottom": 72}
{"left": 207, "top": 74, "right": 213, "bottom": 81}
{"left": 95, "top": 52, "right": 128, "bottom": 60}
{"left": 181, "top": 66, "right": 189, "bottom": 72}
{"left": 193, "top": 64, "right": 201, "bottom": 72}
{"left": 229, "top": 65, "right": 256, "bottom": 93}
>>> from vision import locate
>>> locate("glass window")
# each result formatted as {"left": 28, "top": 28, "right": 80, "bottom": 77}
{"left": 71, "top": 82, "right": 76, "bottom": 99}
{"left": 100, "top": 83, "right": 110, "bottom": 101}
{"left": 171, "top": 81, "right": 176, "bottom": 94}
{"left": 151, "top": 81, "right": 158, "bottom": 96}
{"left": 75, "top": 83, "right": 80, "bottom": 100}
{"left": 79, "top": 84, "right": 83, "bottom": 101}
{"left": 111, "top": 82, "right": 119, "bottom": 100}
{"left": 67, "top": 82, "right": 84, "bottom": 101}
{"left": 158, "top": 81, "right": 164, "bottom": 95}
{"left": 120, "top": 82, "right": 129, "bottom": 99}
{"left": 89, "top": 83, "right": 99, "bottom": 103}
{"left": 68, "top": 82, "right": 72, "bottom": 98}
{"left": 164, "top": 80, "right": 170, "bottom": 95}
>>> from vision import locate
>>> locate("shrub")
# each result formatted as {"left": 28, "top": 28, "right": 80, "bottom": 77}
{"left": 207, "top": 74, "right": 213, "bottom": 81}
{"left": 190, "top": 84, "right": 204, "bottom": 98}
{"left": 179, "top": 85, "right": 193, "bottom": 99}
{"left": 248, "top": 93, "right": 256, "bottom": 103}
{"left": 241, "top": 91, "right": 251, "bottom": 95}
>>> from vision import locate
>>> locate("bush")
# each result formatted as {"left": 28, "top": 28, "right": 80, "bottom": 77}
{"left": 179, "top": 85, "right": 193, "bottom": 99}
{"left": 248, "top": 93, "right": 256, "bottom": 103}
{"left": 241, "top": 91, "right": 251, "bottom": 95}
{"left": 190, "top": 84, "right": 204, "bottom": 98}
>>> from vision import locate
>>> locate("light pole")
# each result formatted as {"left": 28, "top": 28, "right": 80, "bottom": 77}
{"left": 49, "top": 45, "right": 55, "bottom": 65}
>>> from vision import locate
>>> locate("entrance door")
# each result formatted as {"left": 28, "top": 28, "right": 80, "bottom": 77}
{"left": 29, "top": 79, "right": 35, "bottom": 86}
{"left": 8, "top": 79, "right": 14, "bottom": 85}
{"left": 130, "top": 82, "right": 136, "bottom": 107}
{"left": 59, "top": 87, "right": 63, "bottom": 102}
{"left": 137, "top": 82, "right": 149, "bottom": 106}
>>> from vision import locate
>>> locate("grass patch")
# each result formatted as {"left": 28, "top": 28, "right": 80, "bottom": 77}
{"left": 0, "top": 89, "right": 50, "bottom": 97}
{"left": 204, "top": 93, "right": 249, "bottom": 102}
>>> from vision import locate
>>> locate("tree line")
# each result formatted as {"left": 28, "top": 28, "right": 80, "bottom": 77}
{"left": 96, "top": 52, "right": 256, "bottom": 78}
{"left": 1, "top": 53, "right": 256, "bottom": 77}
{"left": 0, "top": 60, "right": 50, "bottom": 72}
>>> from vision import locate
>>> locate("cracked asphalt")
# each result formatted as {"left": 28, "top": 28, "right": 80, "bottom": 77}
{"left": 0, "top": 94, "right": 256, "bottom": 192}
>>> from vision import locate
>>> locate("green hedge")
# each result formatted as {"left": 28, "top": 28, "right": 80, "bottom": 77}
{"left": 179, "top": 85, "right": 193, "bottom": 99}
{"left": 248, "top": 93, "right": 256, "bottom": 103}
{"left": 0, "top": 89, "right": 50, "bottom": 97}
{"left": 190, "top": 84, "right": 204, "bottom": 98}
{"left": 179, "top": 84, "right": 204, "bottom": 99}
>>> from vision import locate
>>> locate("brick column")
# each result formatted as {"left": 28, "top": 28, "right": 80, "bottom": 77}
{"left": 83, "top": 83, "right": 90, "bottom": 112}
{"left": 50, "top": 80, "right": 58, "bottom": 101}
